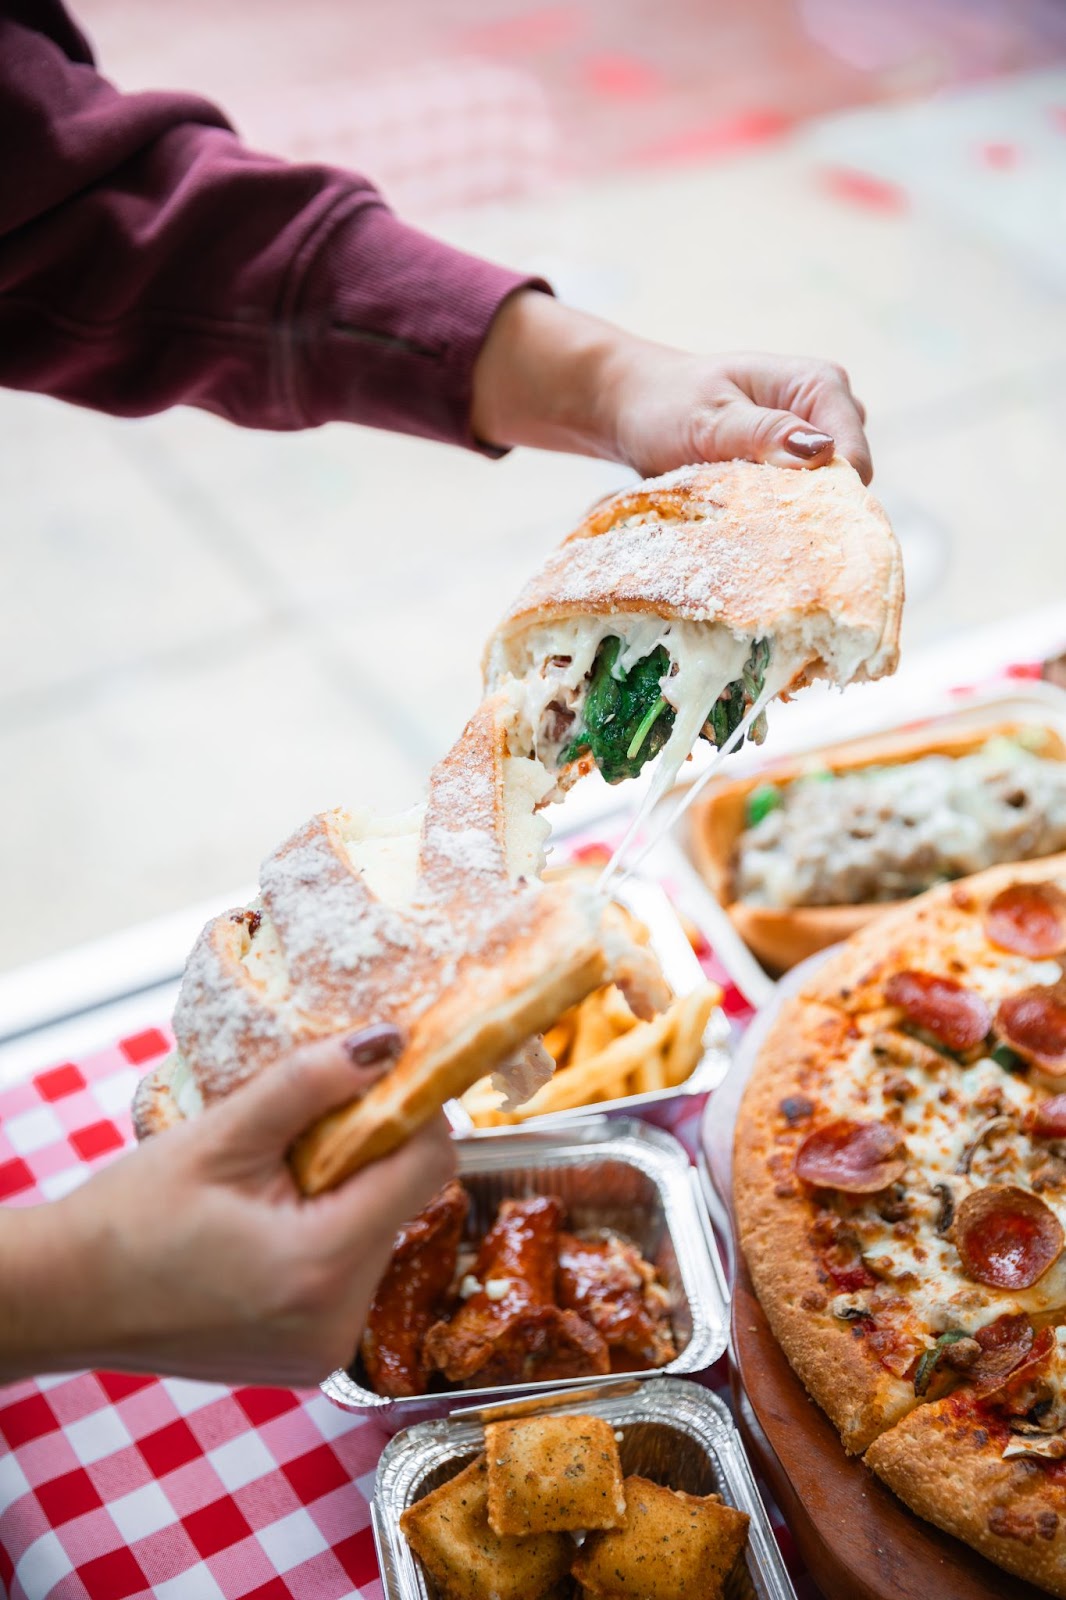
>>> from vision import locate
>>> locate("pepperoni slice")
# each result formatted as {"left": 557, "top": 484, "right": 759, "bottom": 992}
{"left": 986, "top": 882, "right": 1066, "bottom": 959}
{"left": 975, "top": 1323, "right": 1056, "bottom": 1410}
{"left": 1027, "top": 1095, "right": 1066, "bottom": 1140}
{"left": 970, "top": 1313, "right": 1036, "bottom": 1398}
{"left": 884, "top": 970, "right": 991, "bottom": 1054}
{"left": 794, "top": 1119, "right": 906, "bottom": 1194}
{"left": 997, "top": 982, "right": 1066, "bottom": 1077}
{"left": 952, "top": 1185, "right": 1064, "bottom": 1289}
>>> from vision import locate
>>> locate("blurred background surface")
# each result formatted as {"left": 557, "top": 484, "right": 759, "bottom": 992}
{"left": 3, "top": 0, "right": 1066, "bottom": 970}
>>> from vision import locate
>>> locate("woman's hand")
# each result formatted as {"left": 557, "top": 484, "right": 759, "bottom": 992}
{"left": 471, "top": 289, "right": 872, "bottom": 484}
{"left": 0, "top": 1032, "right": 455, "bottom": 1388}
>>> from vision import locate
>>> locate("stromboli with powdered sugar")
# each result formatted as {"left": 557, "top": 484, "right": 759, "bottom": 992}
{"left": 133, "top": 456, "right": 901, "bottom": 1193}
{"left": 484, "top": 456, "right": 902, "bottom": 828}
{"left": 133, "top": 692, "right": 667, "bottom": 1193}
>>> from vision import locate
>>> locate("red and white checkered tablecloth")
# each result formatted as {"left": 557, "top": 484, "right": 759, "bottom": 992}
{"left": 0, "top": 1027, "right": 400, "bottom": 1600}
{"left": 0, "top": 1021, "right": 822, "bottom": 1600}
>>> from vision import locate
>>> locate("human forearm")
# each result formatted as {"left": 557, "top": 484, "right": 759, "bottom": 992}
{"left": 0, "top": 1038, "right": 454, "bottom": 1389}
{"left": 0, "top": 1200, "right": 105, "bottom": 1382}
{"left": 0, "top": 5, "right": 541, "bottom": 444}
{"left": 471, "top": 288, "right": 873, "bottom": 482}
{"left": 470, "top": 290, "right": 623, "bottom": 460}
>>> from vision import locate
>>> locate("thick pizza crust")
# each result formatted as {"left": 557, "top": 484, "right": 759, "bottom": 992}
{"left": 734, "top": 995, "right": 916, "bottom": 1453}
{"left": 866, "top": 1399, "right": 1066, "bottom": 1597}
{"left": 800, "top": 852, "right": 1066, "bottom": 1018}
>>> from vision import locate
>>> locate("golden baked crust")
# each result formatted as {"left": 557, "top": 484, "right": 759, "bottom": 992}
{"left": 290, "top": 883, "right": 610, "bottom": 1191}
{"left": 484, "top": 1414, "right": 624, "bottom": 1535}
{"left": 143, "top": 693, "right": 659, "bottom": 1194}
{"left": 485, "top": 457, "right": 902, "bottom": 691}
{"left": 130, "top": 1055, "right": 184, "bottom": 1140}
{"left": 866, "top": 1397, "right": 1066, "bottom": 1598}
{"left": 733, "top": 997, "right": 916, "bottom": 1453}
{"left": 571, "top": 1475, "right": 749, "bottom": 1600}
{"left": 399, "top": 1455, "right": 571, "bottom": 1600}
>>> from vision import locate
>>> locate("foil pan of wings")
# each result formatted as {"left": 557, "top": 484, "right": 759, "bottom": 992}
{"left": 371, "top": 1374, "right": 797, "bottom": 1600}
{"left": 320, "top": 1119, "right": 728, "bottom": 1418}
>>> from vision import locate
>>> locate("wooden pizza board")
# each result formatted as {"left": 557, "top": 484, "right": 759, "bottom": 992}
{"left": 726, "top": 1236, "right": 1046, "bottom": 1600}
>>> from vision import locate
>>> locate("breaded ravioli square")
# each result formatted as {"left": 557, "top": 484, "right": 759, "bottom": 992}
{"left": 485, "top": 1414, "right": 625, "bottom": 1535}
{"left": 399, "top": 1454, "right": 571, "bottom": 1600}
{"left": 572, "top": 1475, "right": 749, "bottom": 1598}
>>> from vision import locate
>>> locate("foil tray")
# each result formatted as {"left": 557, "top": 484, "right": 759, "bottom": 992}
{"left": 321, "top": 1119, "right": 728, "bottom": 1416}
{"left": 445, "top": 876, "right": 732, "bottom": 1137}
{"left": 372, "top": 1375, "right": 797, "bottom": 1600}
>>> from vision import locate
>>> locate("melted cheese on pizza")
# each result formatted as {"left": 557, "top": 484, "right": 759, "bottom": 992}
{"left": 812, "top": 1016, "right": 1066, "bottom": 1340}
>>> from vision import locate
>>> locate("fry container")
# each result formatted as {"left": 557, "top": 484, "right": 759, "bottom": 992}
{"left": 446, "top": 876, "right": 731, "bottom": 1137}
{"left": 321, "top": 1119, "right": 728, "bottom": 1416}
{"left": 371, "top": 1375, "right": 796, "bottom": 1600}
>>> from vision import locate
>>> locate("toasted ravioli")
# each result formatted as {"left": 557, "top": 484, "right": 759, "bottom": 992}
{"left": 399, "top": 1455, "right": 571, "bottom": 1600}
{"left": 572, "top": 1475, "right": 749, "bottom": 1599}
{"left": 485, "top": 1414, "right": 625, "bottom": 1535}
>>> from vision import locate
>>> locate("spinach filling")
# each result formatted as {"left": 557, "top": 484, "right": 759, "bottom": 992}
{"left": 562, "top": 635, "right": 771, "bottom": 785}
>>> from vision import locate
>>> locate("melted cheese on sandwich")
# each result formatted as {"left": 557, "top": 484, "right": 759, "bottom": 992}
{"left": 498, "top": 614, "right": 875, "bottom": 816}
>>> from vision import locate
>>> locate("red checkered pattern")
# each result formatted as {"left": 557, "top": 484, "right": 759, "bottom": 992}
{"left": 0, "top": 879, "right": 810, "bottom": 1599}
{"left": 0, "top": 1028, "right": 412, "bottom": 1600}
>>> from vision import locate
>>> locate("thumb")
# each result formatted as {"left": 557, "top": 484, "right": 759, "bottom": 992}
{"left": 694, "top": 397, "right": 835, "bottom": 472}
{"left": 205, "top": 1026, "right": 404, "bottom": 1159}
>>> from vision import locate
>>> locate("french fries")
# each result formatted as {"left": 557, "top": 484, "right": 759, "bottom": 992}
{"left": 461, "top": 980, "right": 720, "bottom": 1127}
{"left": 460, "top": 870, "right": 721, "bottom": 1127}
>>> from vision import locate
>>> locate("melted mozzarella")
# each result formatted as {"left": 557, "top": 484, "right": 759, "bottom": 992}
{"left": 342, "top": 805, "right": 424, "bottom": 907}
{"left": 239, "top": 906, "right": 291, "bottom": 1003}
{"left": 501, "top": 754, "right": 554, "bottom": 881}
{"left": 503, "top": 615, "right": 870, "bottom": 886}
{"left": 814, "top": 1034, "right": 1066, "bottom": 1337}
{"left": 169, "top": 1053, "right": 205, "bottom": 1118}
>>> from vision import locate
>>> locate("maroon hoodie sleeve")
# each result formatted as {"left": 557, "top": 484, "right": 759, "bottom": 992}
{"left": 0, "top": 0, "right": 547, "bottom": 447}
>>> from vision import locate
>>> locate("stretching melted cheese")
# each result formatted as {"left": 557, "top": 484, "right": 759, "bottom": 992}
{"left": 499, "top": 614, "right": 878, "bottom": 886}
{"left": 505, "top": 618, "right": 765, "bottom": 799}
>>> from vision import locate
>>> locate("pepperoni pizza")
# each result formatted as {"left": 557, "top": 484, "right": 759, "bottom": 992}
{"left": 734, "top": 853, "right": 1066, "bottom": 1596}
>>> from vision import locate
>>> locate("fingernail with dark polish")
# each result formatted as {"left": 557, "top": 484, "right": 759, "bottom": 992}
{"left": 785, "top": 429, "right": 834, "bottom": 459}
{"left": 343, "top": 1024, "right": 404, "bottom": 1067}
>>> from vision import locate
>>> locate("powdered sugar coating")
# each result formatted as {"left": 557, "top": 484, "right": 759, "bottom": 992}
{"left": 172, "top": 693, "right": 577, "bottom": 1104}
{"left": 488, "top": 457, "right": 901, "bottom": 681}
{"left": 172, "top": 916, "right": 303, "bottom": 1097}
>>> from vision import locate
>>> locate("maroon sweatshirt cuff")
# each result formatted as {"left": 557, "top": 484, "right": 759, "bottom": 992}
{"left": 289, "top": 198, "right": 550, "bottom": 453}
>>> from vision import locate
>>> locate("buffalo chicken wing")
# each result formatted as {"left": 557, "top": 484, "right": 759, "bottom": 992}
{"left": 360, "top": 1179, "right": 469, "bottom": 1397}
{"left": 422, "top": 1196, "right": 609, "bottom": 1387}
{"left": 557, "top": 1231, "right": 676, "bottom": 1371}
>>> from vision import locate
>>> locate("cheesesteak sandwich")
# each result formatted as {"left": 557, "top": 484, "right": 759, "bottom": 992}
{"left": 132, "top": 692, "right": 665, "bottom": 1194}
{"left": 484, "top": 457, "right": 903, "bottom": 808}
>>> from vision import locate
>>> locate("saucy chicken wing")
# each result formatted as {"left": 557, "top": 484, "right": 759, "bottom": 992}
{"left": 361, "top": 1179, "right": 469, "bottom": 1397}
{"left": 422, "top": 1196, "right": 608, "bottom": 1387}
{"left": 557, "top": 1231, "right": 675, "bottom": 1371}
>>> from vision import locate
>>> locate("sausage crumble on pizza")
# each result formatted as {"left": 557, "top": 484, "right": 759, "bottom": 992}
{"left": 734, "top": 852, "right": 1066, "bottom": 1596}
